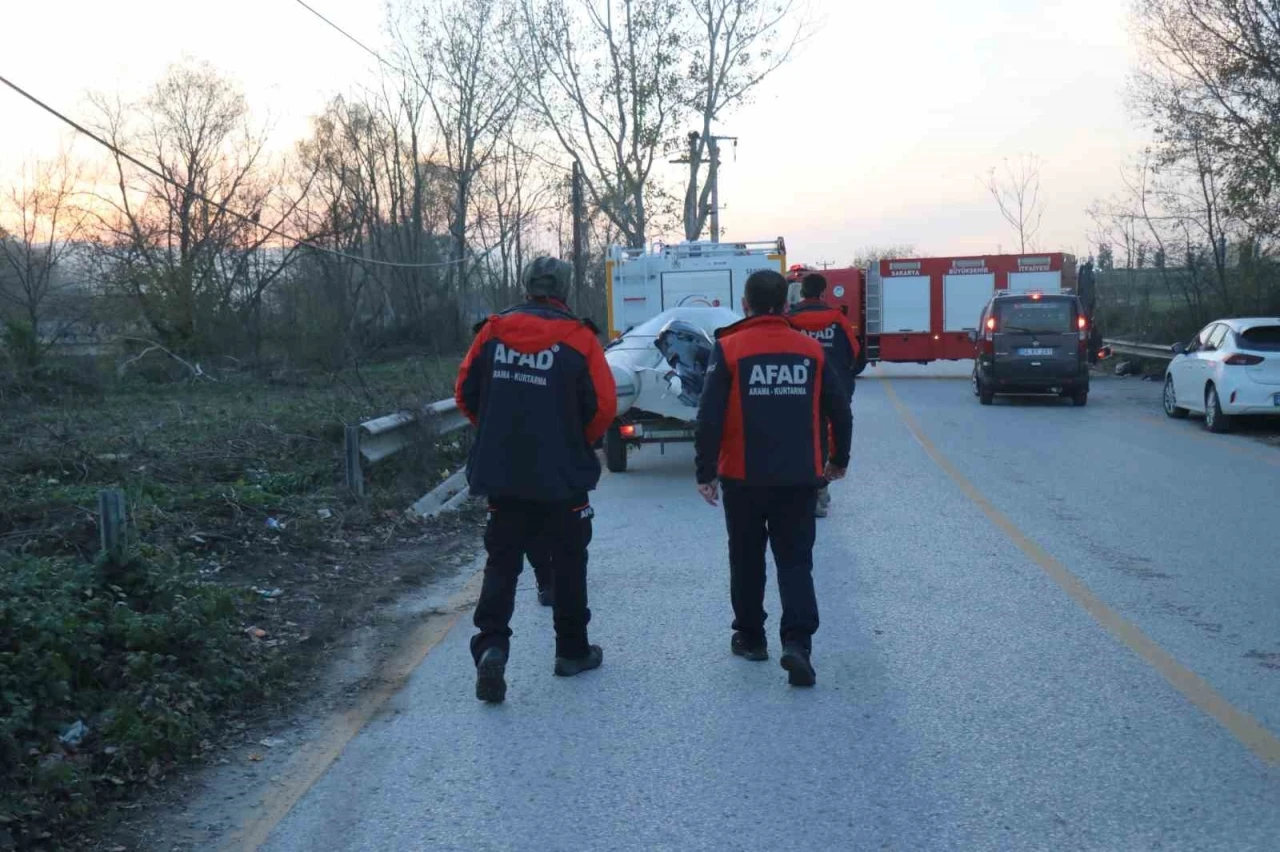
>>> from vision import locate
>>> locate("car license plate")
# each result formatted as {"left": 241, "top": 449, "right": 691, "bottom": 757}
{"left": 1018, "top": 348, "right": 1053, "bottom": 356}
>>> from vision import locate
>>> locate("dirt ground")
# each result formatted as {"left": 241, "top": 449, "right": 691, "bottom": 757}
{"left": 98, "top": 506, "right": 488, "bottom": 852}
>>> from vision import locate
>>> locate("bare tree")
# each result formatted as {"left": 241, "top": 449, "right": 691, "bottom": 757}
{"left": 87, "top": 61, "right": 311, "bottom": 355}
{"left": 1133, "top": 0, "right": 1280, "bottom": 237}
{"left": 982, "top": 154, "right": 1046, "bottom": 253}
{"left": 407, "top": 0, "right": 520, "bottom": 324}
{"left": 291, "top": 85, "right": 461, "bottom": 361}
{"left": 850, "top": 244, "right": 917, "bottom": 269}
{"left": 0, "top": 150, "right": 92, "bottom": 363}
{"left": 515, "top": 0, "right": 687, "bottom": 247}
{"left": 680, "top": 0, "right": 807, "bottom": 240}
{"left": 1088, "top": 138, "right": 1243, "bottom": 330}
{"left": 473, "top": 130, "right": 564, "bottom": 312}
{"left": 293, "top": 96, "right": 396, "bottom": 358}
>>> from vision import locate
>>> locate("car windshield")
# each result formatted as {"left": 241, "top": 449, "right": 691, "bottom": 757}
{"left": 1239, "top": 324, "right": 1280, "bottom": 352}
{"left": 995, "top": 299, "right": 1073, "bottom": 333}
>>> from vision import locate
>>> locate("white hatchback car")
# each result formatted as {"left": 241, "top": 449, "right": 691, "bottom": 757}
{"left": 1162, "top": 317, "right": 1280, "bottom": 432}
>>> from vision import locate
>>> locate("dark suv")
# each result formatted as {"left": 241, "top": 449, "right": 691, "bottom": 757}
{"left": 971, "top": 291, "right": 1091, "bottom": 406}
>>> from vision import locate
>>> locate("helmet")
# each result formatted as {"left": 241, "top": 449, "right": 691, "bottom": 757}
{"left": 522, "top": 256, "right": 572, "bottom": 302}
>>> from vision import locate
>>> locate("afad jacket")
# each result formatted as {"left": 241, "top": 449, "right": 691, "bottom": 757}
{"left": 694, "top": 314, "right": 853, "bottom": 487}
{"left": 456, "top": 299, "right": 617, "bottom": 502}
{"left": 787, "top": 298, "right": 861, "bottom": 394}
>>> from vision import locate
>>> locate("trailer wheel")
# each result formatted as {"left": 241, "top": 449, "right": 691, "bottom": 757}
{"left": 604, "top": 425, "right": 628, "bottom": 472}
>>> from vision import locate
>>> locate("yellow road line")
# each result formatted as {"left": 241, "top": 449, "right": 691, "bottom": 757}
{"left": 222, "top": 570, "right": 486, "bottom": 851}
{"left": 882, "top": 379, "right": 1280, "bottom": 766}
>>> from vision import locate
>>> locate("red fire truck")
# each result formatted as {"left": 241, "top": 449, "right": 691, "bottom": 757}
{"left": 786, "top": 252, "right": 1077, "bottom": 374}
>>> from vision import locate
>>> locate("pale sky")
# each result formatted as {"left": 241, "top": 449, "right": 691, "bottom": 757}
{"left": 0, "top": 0, "right": 1148, "bottom": 264}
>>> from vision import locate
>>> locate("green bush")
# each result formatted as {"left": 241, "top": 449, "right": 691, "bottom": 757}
{"left": 0, "top": 553, "right": 270, "bottom": 847}
{"left": 2, "top": 320, "right": 41, "bottom": 370}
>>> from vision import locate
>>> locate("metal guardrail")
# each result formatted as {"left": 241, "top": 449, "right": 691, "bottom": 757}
{"left": 1102, "top": 339, "right": 1177, "bottom": 361}
{"left": 344, "top": 398, "right": 472, "bottom": 514}
{"left": 358, "top": 398, "right": 470, "bottom": 464}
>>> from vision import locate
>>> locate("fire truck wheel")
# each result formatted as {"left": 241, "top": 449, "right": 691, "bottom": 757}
{"left": 604, "top": 425, "right": 628, "bottom": 473}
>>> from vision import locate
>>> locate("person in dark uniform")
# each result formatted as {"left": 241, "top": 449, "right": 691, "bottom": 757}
{"left": 694, "top": 269, "right": 853, "bottom": 687}
{"left": 455, "top": 256, "right": 617, "bottom": 703}
{"left": 787, "top": 273, "right": 860, "bottom": 518}
{"left": 528, "top": 545, "right": 554, "bottom": 607}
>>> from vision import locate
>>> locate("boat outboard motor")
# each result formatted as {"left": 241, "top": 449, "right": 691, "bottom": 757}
{"left": 654, "top": 318, "right": 715, "bottom": 407}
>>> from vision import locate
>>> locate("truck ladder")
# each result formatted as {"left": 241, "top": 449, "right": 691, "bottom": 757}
{"left": 864, "top": 264, "right": 883, "bottom": 362}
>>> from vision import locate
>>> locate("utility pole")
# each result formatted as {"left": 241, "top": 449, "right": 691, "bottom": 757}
{"left": 670, "top": 131, "right": 701, "bottom": 241}
{"left": 709, "top": 137, "right": 720, "bottom": 244}
{"left": 571, "top": 161, "right": 586, "bottom": 317}
{"left": 671, "top": 131, "right": 738, "bottom": 242}
{"left": 706, "top": 134, "right": 737, "bottom": 244}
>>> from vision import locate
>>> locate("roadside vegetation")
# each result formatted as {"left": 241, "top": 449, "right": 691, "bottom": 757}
{"left": 0, "top": 354, "right": 465, "bottom": 849}
{"left": 1086, "top": 1, "right": 1280, "bottom": 346}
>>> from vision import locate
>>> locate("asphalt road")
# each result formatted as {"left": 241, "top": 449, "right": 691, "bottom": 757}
{"left": 258, "top": 371, "right": 1280, "bottom": 852}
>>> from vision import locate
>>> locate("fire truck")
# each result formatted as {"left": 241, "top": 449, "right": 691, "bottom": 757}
{"left": 785, "top": 252, "right": 1079, "bottom": 373}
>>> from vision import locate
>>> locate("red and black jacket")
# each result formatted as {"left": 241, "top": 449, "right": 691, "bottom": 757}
{"left": 788, "top": 298, "right": 860, "bottom": 394}
{"left": 694, "top": 314, "right": 853, "bottom": 487}
{"left": 455, "top": 299, "right": 617, "bottom": 502}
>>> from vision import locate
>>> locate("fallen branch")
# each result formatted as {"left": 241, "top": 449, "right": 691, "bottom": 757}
{"left": 117, "top": 338, "right": 219, "bottom": 382}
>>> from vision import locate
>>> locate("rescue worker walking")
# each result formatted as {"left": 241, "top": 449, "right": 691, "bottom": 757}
{"left": 528, "top": 545, "right": 554, "bottom": 607}
{"left": 694, "top": 270, "right": 853, "bottom": 687}
{"left": 455, "top": 257, "right": 617, "bottom": 703}
{"left": 787, "top": 273, "right": 860, "bottom": 518}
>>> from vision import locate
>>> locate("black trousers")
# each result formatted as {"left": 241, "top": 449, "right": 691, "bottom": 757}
{"left": 818, "top": 382, "right": 853, "bottom": 478}
{"left": 527, "top": 544, "right": 552, "bottom": 590}
{"left": 722, "top": 484, "right": 819, "bottom": 650}
{"left": 470, "top": 496, "right": 593, "bottom": 663}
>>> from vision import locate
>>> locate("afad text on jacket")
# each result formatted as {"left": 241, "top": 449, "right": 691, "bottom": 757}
{"left": 456, "top": 300, "right": 617, "bottom": 502}
{"left": 787, "top": 299, "right": 861, "bottom": 393}
{"left": 694, "top": 314, "right": 853, "bottom": 487}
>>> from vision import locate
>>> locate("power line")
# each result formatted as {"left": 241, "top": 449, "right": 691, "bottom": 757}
{"left": 285, "top": 0, "right": 574, "bottom": 179}
{"left": 0, "top": 71, "right": 469, "bottom": 270}
{"left": 291, "top": 0, "right": 403, "bottom": 74}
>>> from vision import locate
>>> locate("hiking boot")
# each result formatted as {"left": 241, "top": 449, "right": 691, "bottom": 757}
{"left": 537, "top": 585, "right": 555, "bottom": 607}
{"left": 554, "top": 644, "right": 603, "bottom": 677}
{"left": 731, "top": 631, "right": 768, "bottom": 661}
{"left": 475, "top": 647, "right": 508, "bottom": 703}
{"left": 780, "top": 643, "right": 816, "bottom": 687}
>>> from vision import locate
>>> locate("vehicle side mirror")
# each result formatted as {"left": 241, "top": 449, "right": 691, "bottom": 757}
{"left": 966, "top": 330, "right": 978, "bottom": 344}
{"left": 1171, "top": 342, "right": 1186, "bottom": 355}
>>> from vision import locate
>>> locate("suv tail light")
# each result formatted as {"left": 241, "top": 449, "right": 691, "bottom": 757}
{"left": 1224, "top": 353, "right": 1265, "bottom": 366}
{"left": 1077, "top": 315, "right": 1088, "bottom": 354}
{"left": 978, "top": 316, "right": 996, "bottom": 356}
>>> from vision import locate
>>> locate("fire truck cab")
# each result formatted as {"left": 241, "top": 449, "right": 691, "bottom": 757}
{"left": 785, "top": 264, "right": 868, "bottom": 374}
